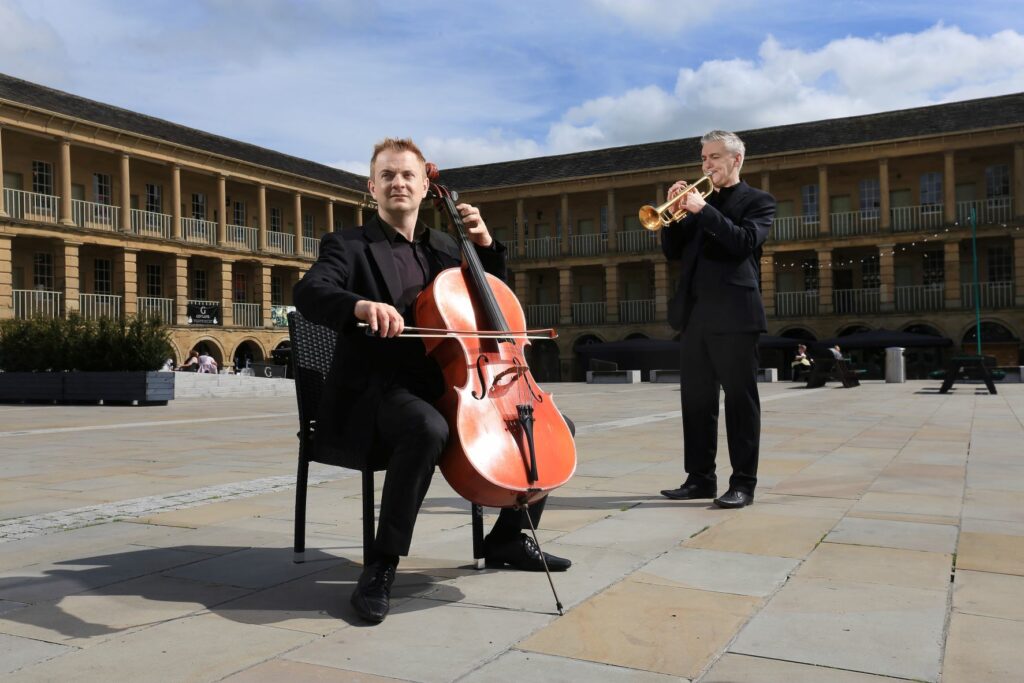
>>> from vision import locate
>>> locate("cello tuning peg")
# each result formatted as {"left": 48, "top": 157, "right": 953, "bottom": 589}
{"left": 426, "top": 162, "right": 440, "bottom": 180}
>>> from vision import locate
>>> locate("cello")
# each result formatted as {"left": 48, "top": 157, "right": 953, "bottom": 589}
{"left": 414, "top": 165, "right": 577, "bottom": 514}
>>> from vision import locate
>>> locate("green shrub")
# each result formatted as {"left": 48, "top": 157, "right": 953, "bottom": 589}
{"left": 0, "top": 314, "right": 172, "bottom": 372}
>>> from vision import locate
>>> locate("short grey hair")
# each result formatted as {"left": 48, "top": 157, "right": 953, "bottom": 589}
{"left": 701, "top": 130, "right": 746, "bottom": 162}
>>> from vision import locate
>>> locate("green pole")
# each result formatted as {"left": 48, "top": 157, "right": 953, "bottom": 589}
{"left": 971, "top": 207, "right": 982, "bottom": 356}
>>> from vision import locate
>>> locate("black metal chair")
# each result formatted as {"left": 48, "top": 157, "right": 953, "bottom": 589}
{"left": 287, "top": 310, "right": 485, "bottom": 566}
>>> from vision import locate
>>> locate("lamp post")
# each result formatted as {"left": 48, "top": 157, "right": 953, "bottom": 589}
{"left": 970, "top": 207, "right": 982, "bottom": 356}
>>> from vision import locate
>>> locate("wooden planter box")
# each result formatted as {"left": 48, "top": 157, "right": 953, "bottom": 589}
{"left": 0, "top": 371, "right": 174, "bottom": 405}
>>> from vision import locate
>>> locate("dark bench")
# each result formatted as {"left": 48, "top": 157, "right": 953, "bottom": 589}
{"left": 806, "top": 356, "right": 863, "bottom": 388}
{"left": 938, "top": 355, "right": 998, "bottom": 395}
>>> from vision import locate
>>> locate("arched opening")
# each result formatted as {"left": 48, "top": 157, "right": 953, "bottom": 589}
{"left": 231, "top": 340, "right": 265, "bottom": 374}
{"left": 962, "top": 321, "right": 1021, "bottom": 366}
{"left": 271, "top": 339, "right": 293, "bottom": 378}
{"left": 624, "top": 332, "right": 650, "bottom": 340}
{"left": 524, "top": 339, "right": 561, "bottom": 382}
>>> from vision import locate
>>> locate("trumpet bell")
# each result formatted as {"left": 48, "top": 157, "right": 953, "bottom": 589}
{"left": 638, "top": 205, "right": 663, "bottom": 231}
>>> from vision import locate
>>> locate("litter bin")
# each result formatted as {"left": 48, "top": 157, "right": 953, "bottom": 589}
{"left": 885, "top": 347, "right": 906, "bottom": 383}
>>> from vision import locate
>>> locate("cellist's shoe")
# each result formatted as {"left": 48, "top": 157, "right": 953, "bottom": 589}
{"left": 484, "top": 534, "right": 571, "bottom": 572}
{"left": 350, "top": 560, "right": 397, "bottom": 623}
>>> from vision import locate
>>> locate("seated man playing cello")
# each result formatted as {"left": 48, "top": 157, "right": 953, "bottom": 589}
{"left": 294, "top": 138, "right": 572, "bottom": 624}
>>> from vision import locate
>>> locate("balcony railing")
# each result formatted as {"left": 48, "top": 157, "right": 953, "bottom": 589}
{"left": 616, "top": 230, "right": 659, "bottom": 253}
{"left": 232, "top": 303, "right": 262, "bottom": 328}
{"left": 619, "top": 299, "right": 655, "bottom": 323}
{"left": 4, "top": 189, "right": 59, "bottom": 223}
{"left": 895, "top": 284, "right": 944, "bottom": 312}
{"left": 833, "top": 287, "right": 880, "bottom": 314}
{"left": 830, "top": 210, "right": 879, "bottom": 237}
{"left": 571, "top": 234, "right": 607, "bottom": 256}
{"left": 891, "top": 204, "right": 944, "bottom": 233}
{"left": 525, "top": 304, "right": 559, "bottom": 327}
{"left": 524, "top": 237, "right": 561, "bottom": 260}
{"left": 302, "top": 235, "right": 320, "bottom": 257}
{"left": 956, "top": 197, "right": 1013, "bottom": 226}
{"left": 775, "top": 290, "right": 819, "bottom": 317}
{"left": 137, "top": 297, "right": 175, "bottom": 323}
{"left": 79, "top": 293, "right": 122, "bottom": 320}
{"left": 267, "top": 230, "right": 295, "bottom": 255}
{"left": 183, "top": 217, "right": 217, "bottom": 245}
{"left": 71, "top": 200, "right": 118, "bottom": 231}
{"left": 13, "top": 289, "right": 62, "bottom": 319}
{"left": 229, "top": 224, "right": 258, "bottom": 251}
{"left": 961, "top": 281, "right": 1014, "bottom": 309}
{"left": 130, "top": 209, "right": 172, "bottom": 238}
{"left": 571, "top": 302, "right": 606, "bottom": 325}
{"left": 772, "top": 216, "right": 819, "bottom": 241}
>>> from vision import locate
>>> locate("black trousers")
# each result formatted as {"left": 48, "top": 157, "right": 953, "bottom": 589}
{"left": 679, "top": 320, "right": 761, "bottom": 495}
{"left": 371, "top": 385, "right": 569, "bottom": 559}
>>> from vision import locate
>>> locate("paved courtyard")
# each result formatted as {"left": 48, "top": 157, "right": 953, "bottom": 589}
{"left": 1, "top": 378, "right": 1023, "bottom": 682}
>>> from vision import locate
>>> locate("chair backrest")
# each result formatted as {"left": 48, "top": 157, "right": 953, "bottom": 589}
{"left": 287, "top": 311, "right": 337, "bottom": 440}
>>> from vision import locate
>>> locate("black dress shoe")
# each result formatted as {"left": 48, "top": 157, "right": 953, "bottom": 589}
{"left": 484, "top": 534, "right": 571, "bottom": 572}
{"left": 661, "top": 482, "right": 717, "bottom": 500}
{"left": 350, "top": 560, "right": 397, "bottom": 623}
{"left": 714, "top": 489, "right": 754, "bottom": 509}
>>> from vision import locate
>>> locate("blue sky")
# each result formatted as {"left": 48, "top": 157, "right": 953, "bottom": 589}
{"left": 2, "top": 0, "right": 1023, "bottom": 175}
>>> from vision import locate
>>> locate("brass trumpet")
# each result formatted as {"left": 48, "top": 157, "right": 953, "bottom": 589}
{"left": 638, "top": 173, "right": 715, "bottom": 231}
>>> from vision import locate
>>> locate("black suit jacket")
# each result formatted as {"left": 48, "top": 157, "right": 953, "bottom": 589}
{"left": 293, "top": 213, "right": 508, "bottom": 469}
{"left": 661, "top": 180, "right": 775, "bottom": 333}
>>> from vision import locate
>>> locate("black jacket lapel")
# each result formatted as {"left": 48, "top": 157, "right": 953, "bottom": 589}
{"left": 363, "top": 215, "right": 403, "bottom": 304}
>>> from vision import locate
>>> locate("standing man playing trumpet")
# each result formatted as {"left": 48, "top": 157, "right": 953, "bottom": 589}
{"left": 658, "top": 130, "right": 775, "bottom": 508}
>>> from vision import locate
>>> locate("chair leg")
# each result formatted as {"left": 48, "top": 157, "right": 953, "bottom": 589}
{"left": 472, "top": 503, "right": 485, "bottom": 570}
{"left": 293, "top": 454, "right": 310, "bottom": 563}
{"left": 361, "top": 470, "right": 375, "bottom": 565}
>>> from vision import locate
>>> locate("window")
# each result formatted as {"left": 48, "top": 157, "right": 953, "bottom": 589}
{"left": 985, "top": 165, "right": 1010, "bottom": 198}
{"left": 302, "top": 213, "right": 314, "bottom": 239}
{"left": 922, "top": 250, "right": 944, "bottom": 286}
{"left": 987, "top": 246, "right": 1012, "bottom": 282}
{"left": 920, "top": 172, "right": 942, "bottom": 207}
{"left": 32, "top": 161, "right": 53, "bottom": 195}
{"left": 803, "top": 260, "right": 819, "bottom": 291}
{"left": 233, "top": 200, "right": 246, "bottom": 226}
{"left": 93, "top": 174, "right": 112, "bottom": 205}
{"left": 270, "top": 207, "right": 282, "bottom": 232}
{"left": 801, "top": 184, "right": 818, "bottom": 221}
{"left": 33, "top": 252, "right": 54, "bottom": 290}
{"left": 333, "top": 215, "right": 344, "bottom": 231}
{"left": 859, "top": 179, "right": 880, "bottom": 217}
{"left": 576, "top": 218, "right": 595, "bottom": 235}
{"left": 192, "top": 269, "right": 207, "bottom": 300}
{"left": 271, "top": 276, "right": 283, "bottom": 306}
{"left": 191, "top": 193, "right": 207, "bottom": 220}
{"left": 145, "top": 184, "right": 162, "bottom": 213}
{"left": 861, "top": 258, "right": 880, "bottom": 289}
{"left": 233, "top": 273, "right": 247, "bottom": 303}
{"left": 146, "top": 264, "right": 162, "bottom": 297}
{"left": 94, "top": 258, "right": 112, "bottom": 295}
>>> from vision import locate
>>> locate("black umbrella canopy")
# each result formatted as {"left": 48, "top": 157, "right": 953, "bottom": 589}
{"left": 758, "top": 334, "right": 814, "bottom": 350}
{"left": 816, "top": 328, "right": 953, "bottom": 350}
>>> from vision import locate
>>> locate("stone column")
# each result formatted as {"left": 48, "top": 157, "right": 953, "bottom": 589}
{"left": 293, "top": 192, "right": 302, "bottom": 255}
{"left": 879, "top": 158, "right": 891, "bottom": 231}
{"left": 1014, "top": 144, "right": 1024, "bottom": 220}
{"left": 944, "top": 151, "right": 956, "bottom": 224}
{"left": 654, "top": 261, "right": 669, "bottom": 321}
{"left": 217, "top": 175, "right": 227, "bottom": 247}
{"left": 605, "top": 262, "right": 619, "bottom": 323}
{"left": 120, "top": 248, "right": 138, "bottom": 317}
{"left": 1015, "top": 236, "right": 1024, "bottom": 306}
{"left": 175, "top": 255, "right": 189, "bottom": 326}
{"left": 259, "top": 262, "right": 273, "bottom": 327}
{"left": 355, "top": 205, "right": 364, "bottom": 225}
{"left": 257, "top": 184, "right": 267, "bottom": 252}
{"left": 816, "top": 248, "right": 833, "bottom": 314}
{"left": 61, "top": 241, "right": 81, "bottom": 315}
{"left": 326, "top": 200, "right": 335, "bottom": 233}
{"left": 760, "top": 255, "right": 776, "bottom": 317}
{"left": 944, "top": 240, "right": 962, "bottom": 309}
{"left": 878, "top": 244, "right": 895, "bottom": 312}
{"left": 516, "top": 199, "right": 526, "bottom": 258}
{"left": 0, "top": 127, "right": 7, "bottom": 218}
{"left": 560, "top": 193, "right": 570, "bottom": 256}
{"left": 220, "top": 260, "right": 234, "bottom": 327}
{"left": 0, "top": 236, "right": 12, "bottom": 319}
{"left": 606, "top": 188, "right": 618, "bottom": 253}
{"left": 558, "top": 267, "right": 573, "bottom": 325}
{"left": 59, "top": 139, "right": 74, "bottom": 226}
{"left": 120, "top": 153, "right": 131, "bottom": 232}
{"left": 818, "top": 165, "right": 830, "bottom": 236}
{"left": 171, "top": 164, "right": 182, "bottom": 240}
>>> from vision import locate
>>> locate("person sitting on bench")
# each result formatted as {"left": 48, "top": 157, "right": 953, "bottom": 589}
{"left": 791, "top": 344, "right": 811, "bottom": 381}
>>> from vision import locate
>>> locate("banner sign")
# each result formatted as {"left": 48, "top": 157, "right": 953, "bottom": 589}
{"left": 187, "top": 303, "right": 222, "bottom": 325}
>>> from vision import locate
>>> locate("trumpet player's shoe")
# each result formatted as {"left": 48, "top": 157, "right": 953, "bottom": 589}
{"left": 714, "top": 489, "right": 754, "bottom": 509}
{"left": 484, "top": 534, "right": 571, "bottom": 572}
{"left": 660, "top": 482, "right": 717, "bottom": 500}
{"left": 350, "top": 559, "right": 397, "bottom": 623}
